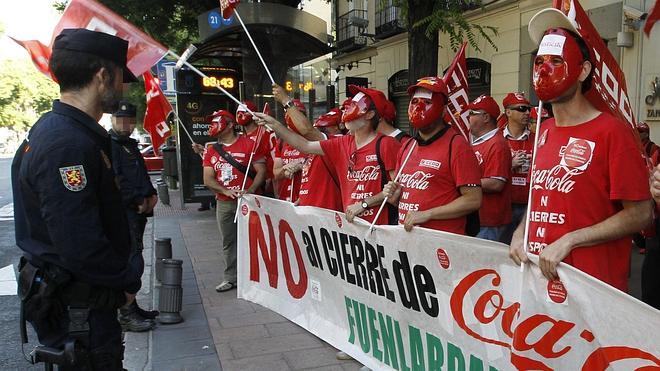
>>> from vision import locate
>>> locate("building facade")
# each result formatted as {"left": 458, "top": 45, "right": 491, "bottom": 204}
{"left": 330, "top": 0, "right": 659, "bottom": 137}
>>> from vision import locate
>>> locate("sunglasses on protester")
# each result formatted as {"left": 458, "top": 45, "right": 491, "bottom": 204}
{"left": 508, "top": 106, "right": 531, "bottom": 113}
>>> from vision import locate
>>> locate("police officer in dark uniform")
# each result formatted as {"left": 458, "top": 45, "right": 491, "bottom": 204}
{"left": 109, "top": 101, "right": 159, "bottom": 331}
{"left": 12, "top": 29, "right": 142, "bottom": 370}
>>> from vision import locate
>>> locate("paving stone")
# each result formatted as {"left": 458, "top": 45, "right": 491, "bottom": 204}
{"left": 265, "top": 322, "right": 306, "bottom": 337}
{"left": 282, "top": 346, "right": 347, "bottom": 370}
{"left": 153, "top": 337, "right": 216, "bottom": 361}
{"left": 151, "top": 354, "right": 221, "bottom": 371}
{"left": 221, "top": 354, "right": 290, "bottom": 371}
{"left": 229, "top": 333, "right": 323, "bottom": 358}
{"left": 213, "top": 324, "right": 269, "bottom": 342}
{"left": 156, "top": 324, "right": 212, "bottom": 342}
{"left": 216, "top": 310, "right": 288, "bottom": 328}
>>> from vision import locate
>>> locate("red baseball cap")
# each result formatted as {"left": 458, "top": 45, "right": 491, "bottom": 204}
{"left": 467, "top": 95, "right": 501, "bottom": 119}
{"left": 530, "top": 107, "right": 550, "bottom": 120}
{"left": 502, "top": 92, "right": 530, "bottom": 108}
{"left": 348, "top": 85, "right": 395, "bottom": 122}
{"left": 314, "top": 108, "right": 342, "bottom": 128}
{"left": 407, "top": 76, "right": 449, "bottom": 98}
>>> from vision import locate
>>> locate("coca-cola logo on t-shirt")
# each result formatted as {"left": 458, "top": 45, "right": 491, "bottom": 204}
{"left": 399, "top": 170, "right": 433, "bottom": 190}
{"left": 346, "top": 165, "right": 380, "bottom": 182}
{"left": 560, "top": 137, "right": 595, "bottom": 171}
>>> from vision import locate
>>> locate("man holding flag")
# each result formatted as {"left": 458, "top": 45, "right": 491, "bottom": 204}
{"left": 509, "top": 7, "right": 653, "bottom": 293}
{"left": 202, "top": 110, "right": 266, "bottom": 292}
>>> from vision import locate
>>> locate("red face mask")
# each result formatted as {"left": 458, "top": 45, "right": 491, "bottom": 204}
{"left": 208, "top": 119, "right": 228, "bottom": 137}
{"left": 408, "top": 89, "right": 446, "bottom": 129}
{"left": 533, "top": 29, "right": 585, "bottom": 101}
{"left": 342, "top": 92, "right": 371, "bottom": 123}
{"left": 235, "top": 111, "right": 252, "bottom": 126}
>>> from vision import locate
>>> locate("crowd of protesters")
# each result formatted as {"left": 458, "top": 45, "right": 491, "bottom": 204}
{"left": 199, "top": 7, "right": 660, "bottom": 316}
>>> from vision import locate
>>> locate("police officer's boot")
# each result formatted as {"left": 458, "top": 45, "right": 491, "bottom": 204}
{"left": 133, "top": 300, "right": 159, "bottom": 320}
{"left": 118, "top": 303, "right": 155, "bottom": 332}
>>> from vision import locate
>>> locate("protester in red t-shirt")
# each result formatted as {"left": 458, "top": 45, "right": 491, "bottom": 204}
{"left": 272, "top": 99, "right": 308, "bottom": 202}
{"left": 510, "top": 11, "right": 653, "bottom": 292}
{"left": 271, "top": 84, "right": 344, "bottom": 211}
{"left": 382, "top": 77, "right": 482, "bottom": 234}
{"left": 235, "top": 100, "right": 276, "bottom": 197}
{"left": 202, "top": 110, "right": 266, "bottom": 292}
{"left": 500, "top": 92, "right": 534, "bottom": 244}
{"left": 255, "top": 85, "right": 401, "bottom": 225}
{"left": 467, "top": 95, "right": 512, "bottom": 241}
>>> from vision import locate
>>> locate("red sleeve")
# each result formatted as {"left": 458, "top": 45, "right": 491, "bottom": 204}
{"left": 451, "top": 137, "right": 482, "bottom": 187}
{"left": 381, "top": 136, "right": 402, "bottom": 172}
{"left": 482, "top": 140, "right": 512, "bottom": 180}
{"left": 319, "top": 135, "right": 343, "bottom": 159}
{"left": 202, "top": 146, "right": 214, "bottom": 167}
{"left": 608, "top": 121, "right": 651, "bottom": 201}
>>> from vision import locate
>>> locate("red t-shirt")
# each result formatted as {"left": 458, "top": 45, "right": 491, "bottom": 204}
{"left": 528, "top": 113, "right": 651, "bottom": 292}
{"left": 397, "top": 128, "right": 481, "bottom": 234}
{"left": 472, "top": 130, "right": 512, "bottom": 226}
{"left": 298, "top": 134, "right": 343, "bottom": 211}
{"left": 202, "top": 136, "right": 262, "bottom": 201}
{"left": 320, "top": 134, "right": 401, "bottom": 224}
{"left": 504, "top": 127, "right": 535, "bottom": 204}
{"left": 275, "top": 141, "right": 307, "bottom": 202}
{"left": 244, "top": 128, "right": 274, "bottom": 179}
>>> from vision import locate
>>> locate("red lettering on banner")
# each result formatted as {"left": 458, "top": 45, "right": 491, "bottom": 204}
{"left": 248, "top": 211, "right": 308, "bottom": 299}
{"left": 278, "top": 219, "right": 308, "bottom": 299}
{"left": 450, "top": 268, "right": 658, "bottom": 368}
{"left": 249, "top": 212, "right": 279, "bottom": 288}
{"left": 582, "top": 346, "right": 660, "bottom": 370}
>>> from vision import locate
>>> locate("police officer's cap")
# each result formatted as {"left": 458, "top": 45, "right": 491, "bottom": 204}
{"left": 53, "top": 28, "right": 138, "bottom": 83}
{"left": 114, "top": 100, "right": 137, "bottom": 117}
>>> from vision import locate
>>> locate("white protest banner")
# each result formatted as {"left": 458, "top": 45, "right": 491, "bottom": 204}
{"left": 237, "top": 195, "right": 660, "bottom": 370}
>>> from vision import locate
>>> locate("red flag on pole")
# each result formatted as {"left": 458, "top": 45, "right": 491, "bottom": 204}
{"left": 8, "top": 37, "right": 53, "bottom": 79}
{"left": 53, "top": 0, "right": 168, "bottom": 77}
{"left": 143, "top": 72, "right": 173, "bottom": 155}
{"left": 442, "top": 42, "right": 471, "bottom": 141}
{"left": 645, "top": 1, "right": 660, "bottom": 36}
{"left": 553, "top": 0, "right": 636, "bottom": 129}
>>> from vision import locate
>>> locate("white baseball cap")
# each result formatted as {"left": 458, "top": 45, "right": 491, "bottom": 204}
{"left": 528, "top": 8, "right": 579, "bottom": 45}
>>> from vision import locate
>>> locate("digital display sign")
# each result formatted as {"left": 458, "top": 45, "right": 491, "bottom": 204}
{"left": 176, "top": 66, "right": 239, "bottom": 95}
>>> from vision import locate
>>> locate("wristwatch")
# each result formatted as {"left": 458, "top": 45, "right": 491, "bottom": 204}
{"left": 283, "top": 99, "right": 293, "bottom": 110}
{"left": 361, "top": 200, "right": 369, "bottom": 210}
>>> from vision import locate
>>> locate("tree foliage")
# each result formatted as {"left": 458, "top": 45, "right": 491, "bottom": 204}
{"left": 0, "top": 60, "right": 59, "bottom": 133}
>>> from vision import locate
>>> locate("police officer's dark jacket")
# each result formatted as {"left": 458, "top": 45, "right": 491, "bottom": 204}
{"left": 12, "top": 100, "right": 141, "bottom": 294}
{"left": 108, "top": 130, "right": 157, "bottom": 211}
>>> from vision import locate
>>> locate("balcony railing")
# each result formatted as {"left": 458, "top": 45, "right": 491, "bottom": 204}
{"left": 375, "top": 5, "right": 405, "bottom": 39}
{"left": 336, "top": 9, "right": 368, "bottom": 53}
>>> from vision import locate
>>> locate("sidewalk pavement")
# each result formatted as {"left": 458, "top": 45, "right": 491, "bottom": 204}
{"left": 125, "top": 188, "right": 362, "bottom": 371}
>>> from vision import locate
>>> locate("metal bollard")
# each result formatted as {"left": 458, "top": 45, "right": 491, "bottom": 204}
{"left": 154, "top": 238, "right": 172, "bottom": 282}
{"left": 158, "top": 259, "right": 183, "bottom": 324}
{"left": 157, "top": 182, "right": 170, "bottom": 206}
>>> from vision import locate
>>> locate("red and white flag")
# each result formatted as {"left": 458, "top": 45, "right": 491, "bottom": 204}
{"left": 143, "top": 72, "right": 173, "bottom": 155}
{"left": 442, "top": 42, "right": 471, "bottom": 141}
{"left": 8, "top": 37, "right": 53, "bottom": 79}
{"left": 645, "top": 1, "right": 660, "bottom": 36}
{"left": 52, "top": 0, "right": 168, "bottom": 78}
{"left": 554, "top": 0, "right": 636, "bottom": 129}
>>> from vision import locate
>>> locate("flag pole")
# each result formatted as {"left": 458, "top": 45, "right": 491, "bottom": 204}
{"left": 369, "top": 141, "right": 418, "bottom": 234}
{"left": 233, "top": 9, "right": 275, "bottom": 85}
{"left": 173, "top": 115, "right": 203, "bottom": 159}
{"left": 520, "top": 100, "right": 544, "bottom": 271}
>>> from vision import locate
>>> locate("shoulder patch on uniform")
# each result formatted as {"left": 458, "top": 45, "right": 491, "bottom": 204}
{"left": 59, "top": 165, "right": 87, "bottom": 192}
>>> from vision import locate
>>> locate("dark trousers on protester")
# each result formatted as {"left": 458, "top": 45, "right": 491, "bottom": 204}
{"left": 216, "top": 200, "right": 238, "bottom": 284}
{"left": 642, "top": 222, "right": 660, "bottom": 310}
